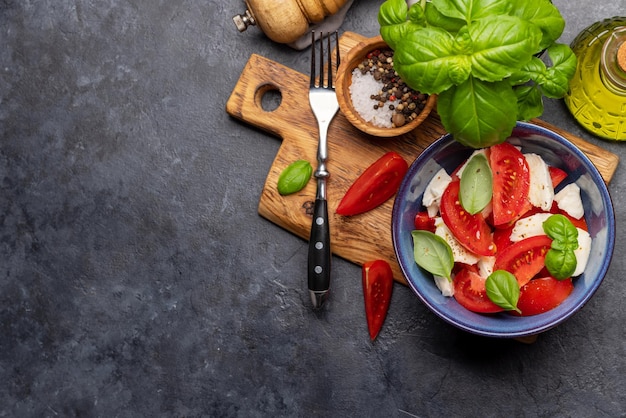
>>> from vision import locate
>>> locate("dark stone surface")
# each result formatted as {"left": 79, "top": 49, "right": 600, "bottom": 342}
{"left": 1, "top": 1, "right": 625, "bottom": 416}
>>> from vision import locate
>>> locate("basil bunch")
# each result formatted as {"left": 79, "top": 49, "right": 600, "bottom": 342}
{"left": 378, "top": 0, "right": 576, "bottom": 148}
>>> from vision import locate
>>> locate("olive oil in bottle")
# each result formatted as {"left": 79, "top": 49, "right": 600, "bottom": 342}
{"left": 564, "top": 17, "right": 626, "bottom": 141}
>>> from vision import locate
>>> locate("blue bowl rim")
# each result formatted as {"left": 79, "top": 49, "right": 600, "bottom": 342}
{"left": 392, "top": 121, "right": 616, "bottom": 338}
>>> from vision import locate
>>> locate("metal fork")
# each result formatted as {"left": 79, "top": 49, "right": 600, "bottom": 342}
{"left": 307, "top": 31, "right": 340, "bottom": 310}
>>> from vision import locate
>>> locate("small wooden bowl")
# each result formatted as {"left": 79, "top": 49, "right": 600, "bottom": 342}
{"left": 336, "top": 35, "right": 437, "bottom": 138}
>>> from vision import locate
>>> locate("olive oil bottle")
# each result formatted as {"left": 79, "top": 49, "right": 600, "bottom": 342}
{"left": 564, "top": 17, "right": 626, "bottom": 140}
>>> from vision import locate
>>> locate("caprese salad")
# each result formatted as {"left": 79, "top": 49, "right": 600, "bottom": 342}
{"left": 412, "top": 141, "right": 591, "bottom": 316}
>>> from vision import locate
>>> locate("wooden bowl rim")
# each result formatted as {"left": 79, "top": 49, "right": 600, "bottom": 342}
{"left": 336, "top": 35, "right": 436, "bottom": 138}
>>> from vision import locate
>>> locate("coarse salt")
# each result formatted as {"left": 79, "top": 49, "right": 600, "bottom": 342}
{"left": 349, "top": 69, "right": 399, "bottom": 128}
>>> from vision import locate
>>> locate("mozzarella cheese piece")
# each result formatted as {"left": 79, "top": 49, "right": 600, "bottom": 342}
{"left": 434, "top": 275, "right": 454, "bottom": 297}
{"left": 525, "top": 153, "right": 554, "bottom": 211}
{"left": 555, "top": 183, "right": 584, "bottom": 220}
{"left": 422, "top": 168, "right": 452, "bottom": 217}
{"left": 477, "top": 256, "right": 496, "bottom": 278}
{"left": 434, "top": 217, "right": 480, "bottom": 265}
{"left": 573, "top": 228, "right": 592, "bottom": 277}
{"left": 510, "top": 212, "right": 553, "bottom": 242}
{"left": 456, "top": 149, "right": 487, "bottom": 178}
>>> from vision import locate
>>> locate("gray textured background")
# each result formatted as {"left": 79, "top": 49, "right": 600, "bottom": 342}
{"left": 1, "top": 1, "right": 625, "bottom": 417}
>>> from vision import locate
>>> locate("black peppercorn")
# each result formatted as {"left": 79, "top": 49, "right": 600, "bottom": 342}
{"left": 358, "top": 48, "right": 430, "bottom": 127}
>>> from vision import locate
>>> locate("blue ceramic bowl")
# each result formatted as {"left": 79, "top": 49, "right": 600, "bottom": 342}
{"left": 392, "top": 122, "right": 615, "bottom": 338}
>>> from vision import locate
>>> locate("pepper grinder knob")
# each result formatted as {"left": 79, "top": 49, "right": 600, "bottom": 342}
{"left": 232, "top": 9, "right": 256, "bottom": 33}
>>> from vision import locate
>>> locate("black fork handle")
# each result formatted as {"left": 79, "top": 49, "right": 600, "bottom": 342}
{"left": 308, "top": 195, "right": 331, "bottom": 308}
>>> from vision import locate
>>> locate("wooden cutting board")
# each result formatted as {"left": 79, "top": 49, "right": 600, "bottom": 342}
{"left": 226, "top": 31, "right": 619, "bottom": 285}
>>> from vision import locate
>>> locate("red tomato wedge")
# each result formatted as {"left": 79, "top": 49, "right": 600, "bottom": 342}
{"left": 414, "top": 211, "right": 436, "bottom": 233}
{"left": 453, "top": 267, "right": 504, "bottom": 314}
{"left": 514, "top": 277, "right": 574, "bottom": 316}
{"left": 490, "top": 142, "right": 531, "bottom": 226}
{"left": 494, "top": 235, "right": 553, "bottom": 287}
{"left": 549, "top": 201, "right": 588, "bottom": 231}
{"left": 336, "top": 152, "right": 408, "bottom": 216}
{"left": 362, "top": 260, "right": 394, "bottom": 340}
{"left": 493, "top": 225, "right": 514, "bottom": 252}
{"left": 549, "top": 166, "right": 568, "bottom": 188}
{"left": 440, "top": 180, "right": 496, "bottom": 256}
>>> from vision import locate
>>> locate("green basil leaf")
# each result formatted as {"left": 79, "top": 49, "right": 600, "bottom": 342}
{"left": 509, "top": 56, "right": 547, "bottom": 86}
{"left": 424, "top": 2, "right": 464, "bottom": 33}
{"left": 437, "top": 77, "right": 518, "bottom": 148}
{"left": 546, "top": 43, "right": 578, "bottom": 76}
{"left": 541, "top": 71, "right": 568, "bottom": 99}
{"left": 411, "top": 230, "right": 454, "bottom": 280}
{"left": 378, "top": 0, "right": 426, "bottom": 50}
{"left": 543, "top": 214, "right": 578, "bottom": 246}
{"left": 549, "top": 239, "right": 574, "bottom": 252}
{"left": 514, "top": 85, "right": 544, "bottom": 121}
{"left": 469, "top": 15, "right": 542, "bottom": 82}
{"left": 541, "top": 44, "right": 578, "bottom": 98}
{"left": 459, "top": 153, "right": 492, "bottom": 214}
{"left": 378, "top": 0, "right": 408, "bottom": 26}
{"left": 430, "top": 0, "right": 511, "bottom": 23}
{"left": 394, "top": 26, "right": 467, "bottom": 94}
{"left": 545, "top": 249, "right": 577, "bottom": 280}
{"left": 509, "top": 0, "right": 565, "bottom": 50}
{"left": 428, "top": 0, "right": 467, "bottom": 21}
{"left": 486, "top": 270, "right": 521, "bottom": 313}
{"left": 277, "top": 160, "right": 312, "bottom": 195}
{"left": 406, "top": 1, "right": 426, "bottom": 23}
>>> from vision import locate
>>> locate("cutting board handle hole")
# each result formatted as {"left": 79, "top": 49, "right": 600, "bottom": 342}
{"left": 256, "top": 84, "right": 282, "bottom": 112}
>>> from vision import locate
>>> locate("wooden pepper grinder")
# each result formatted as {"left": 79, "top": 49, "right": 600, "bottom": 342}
{"left": 233, "top": 0, "right": 350, "bottom": 44}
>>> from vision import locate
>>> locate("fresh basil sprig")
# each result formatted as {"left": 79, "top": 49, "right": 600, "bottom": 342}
{"left": 411, "top": 230, "right": 454, "bottom": 281}
{"left": 486, "top": 270, "right": 521, "bottom": 313}
{"left": 542, "top": 214, "right": 578, "bottom": 279}
{"left": 378, "top": 0, "right": 576, "bottom": 148}
{"left": 459, "top": 153, "right": 492, "bottom": 214}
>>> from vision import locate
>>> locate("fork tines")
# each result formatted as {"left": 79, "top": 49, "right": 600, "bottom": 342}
{"left": 310, "top": 31, "right": 340, "bottom": 89}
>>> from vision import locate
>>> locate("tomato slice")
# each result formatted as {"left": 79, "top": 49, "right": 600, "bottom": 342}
{"left": 494, "top": 235, "right": 553, "bottom": 287}
{"left": 362, "top": 260, "right": 394, "bottom": 340}
{"left": 493, "top": 224, "right": 514, "bottom": 252}
{"left": 414, "top": 211, "right": 436, "bottom": 233}
{"left": 453, "top": 267, "right": 504, "bottom": 314}
{"left": 440, "top": 179, "right": 496, "bottom": 256}
{"left": 549, "top": 166, "right": 568, "bottom": 188}
{"left": 514, "top": 277, "right": 574, "bottom": 316}
{"left": 490, "top": 142, "right": 531, "bottom": 226}
{"left": 336, "top": 152, "right": 408, "bottom": 216}
{"left": 549, "top": 201, "right": 588, "bottom": 231}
